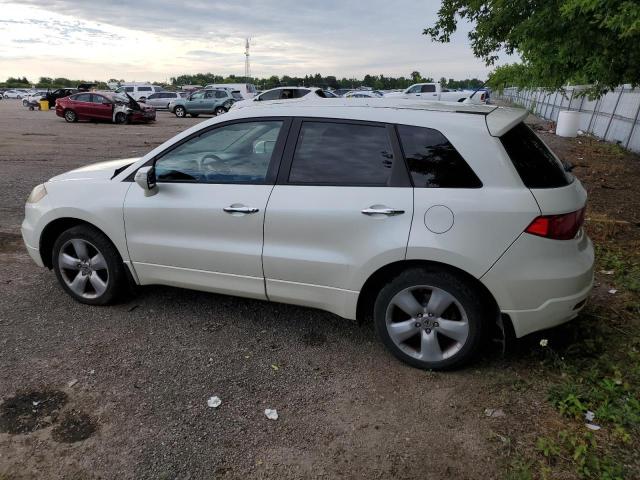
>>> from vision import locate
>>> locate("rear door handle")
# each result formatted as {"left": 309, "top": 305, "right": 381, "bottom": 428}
{"left": 361, "top": 207, "right": 405, "bottom": 216}
{"left": 224, "top": 205, "right": 259, "bottom": 214}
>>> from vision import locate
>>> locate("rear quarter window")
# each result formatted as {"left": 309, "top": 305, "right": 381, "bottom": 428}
{"left": 500, "top": 122, "right": 572, "bottom": 188}
{"left": 397, "top": 125, "right": 482, "bottom": 188}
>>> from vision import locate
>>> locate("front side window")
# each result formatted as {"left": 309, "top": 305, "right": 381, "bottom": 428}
{"left": 189, "top": 92, "right": 205, "bottom": 100}
{"left": 155, "top": 121, "right": 283, "bottom": 184}
{"left": 407, "top": 85, "right": 421, "bottom": 93}
{"left": 73, "top": 93, "right": 91, "bottom": 102}
{"left": 397, "top": 125, "right": 482, "bottom": 188}
{"left": 288, "top": 122, "right": 394, "bottom": 185}
{"left": 125, "top": 87, "right": 134, "bottom": 93}
{"left": 91, "top": 94, "right": 108, "bottom": 104}
{"left": 138, "top": 87, "right": 152, "bottom": 92}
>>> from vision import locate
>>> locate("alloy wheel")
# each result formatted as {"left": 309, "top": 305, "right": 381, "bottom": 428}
{"left": 385, "top": 285, "right": 469, "bottom": 362}
{"left": 57, "top": 239, "right": 109, "bottom": 299}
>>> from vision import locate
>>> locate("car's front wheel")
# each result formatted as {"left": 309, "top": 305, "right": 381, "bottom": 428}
{"left": 174, "top": 106, "right": 186, "bottom": 118}
{"left": 114, "top": 112, "right": 128, "bottom": 124}
{"left": 52, "top": 225, "right": 127, "bottom": 305}
{"left": 374, "top": 268, "right": 485, "bottom": 370}
{"left": 64, "top": 109, "right": 77, "bottom": 123}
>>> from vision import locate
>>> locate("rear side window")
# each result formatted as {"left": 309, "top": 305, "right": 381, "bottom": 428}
{"left": 289, "top": 122, "right": 394, "bottom": 185}
{"left": 397, "top": 125, "right": 482, "bottom": 188}
{"left": 500, "top": 123, "right": 572, "bottom": 188}
{"left": 420, "top": 84, "right": 436, "bottom": 93}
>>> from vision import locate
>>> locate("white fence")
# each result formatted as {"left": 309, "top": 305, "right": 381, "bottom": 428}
{"left": 497, "top": 85, "right": 640, "bottom": 154}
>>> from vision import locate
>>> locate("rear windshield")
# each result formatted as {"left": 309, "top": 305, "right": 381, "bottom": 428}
{"left": 500, "top": 122, "right": 572, "bottom": 188}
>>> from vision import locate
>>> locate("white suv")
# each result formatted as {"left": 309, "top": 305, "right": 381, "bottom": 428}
{"left": 21, "top": 99, "right": 594, "bottom": 370}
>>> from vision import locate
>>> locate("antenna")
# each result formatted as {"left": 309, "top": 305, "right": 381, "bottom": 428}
{"left": 244, "top": 37, "right": 251, "bottom": 82}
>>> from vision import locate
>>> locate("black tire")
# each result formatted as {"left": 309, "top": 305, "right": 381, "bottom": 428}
{"left": 190, "top": 113, "right": 199, "bottom": 118}
{"left": 373, "top": 267, "right": 485, "bottom": 370}
{"left": 174, "top": 106, "right": 186, "bottom": 118}
{"left": 22, "top": 99, "right": 28, "bottom": 107}
{"left": 52, "top": 225, "right": 128, "bottom": 306}
{"left": 114, "top": 112, "right": 128, "bottom": 124}
{"left": 64, "top": 109, "right": 77, "bottom": 123}
{"left": 214, "top": 106, "right": 226, "bottom": 116}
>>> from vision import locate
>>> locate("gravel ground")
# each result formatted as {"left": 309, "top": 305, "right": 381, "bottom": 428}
{"left": 0, "top": 99, "right": 586, "bottom": 480}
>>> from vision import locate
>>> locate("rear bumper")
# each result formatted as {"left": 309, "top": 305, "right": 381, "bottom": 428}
{"left": 481, "top": 229, "right": 594, "bottom": 337}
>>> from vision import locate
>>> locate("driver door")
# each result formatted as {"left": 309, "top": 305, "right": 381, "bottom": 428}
{"left": 186, "top": 91, "right": 205, "bottom": 112}
{"left": 123, "top": 118, "right": 290, "bottom": 299}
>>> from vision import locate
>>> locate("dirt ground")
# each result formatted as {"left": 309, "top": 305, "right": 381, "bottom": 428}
{"left": 0, "top": 99, "right": 637, "bottom": 480}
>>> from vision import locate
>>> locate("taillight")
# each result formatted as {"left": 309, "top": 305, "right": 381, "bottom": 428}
{"left": 525, "top": 207, "right": 585, "bottom": 240}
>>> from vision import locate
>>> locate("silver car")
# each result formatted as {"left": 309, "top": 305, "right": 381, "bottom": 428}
{"left": 144, "top": 91, "right": 186, "bottom": 110}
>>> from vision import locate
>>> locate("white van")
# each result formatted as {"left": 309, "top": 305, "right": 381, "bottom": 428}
{"left": 204, "top": 83, "right": 257, "bottom": 99}
{"left": 114, "top": 84, "right": 164, "bottom": 101}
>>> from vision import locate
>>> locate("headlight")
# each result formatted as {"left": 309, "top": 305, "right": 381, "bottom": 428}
{"left": 27, "top": 184, "right": 47, "bottom": 204}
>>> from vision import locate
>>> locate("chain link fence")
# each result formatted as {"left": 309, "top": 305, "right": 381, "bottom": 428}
{"left": 497, "top": 85, "right": 640, "bottom": 154}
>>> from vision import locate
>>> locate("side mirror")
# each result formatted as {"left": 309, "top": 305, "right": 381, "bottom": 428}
{"left": 134, "top": 166, "right": 158, "bottom": 197}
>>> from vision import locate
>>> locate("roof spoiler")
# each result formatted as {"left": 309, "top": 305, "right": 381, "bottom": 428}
{"left": 485, "top": 107, "right": 529, "bottom": 137}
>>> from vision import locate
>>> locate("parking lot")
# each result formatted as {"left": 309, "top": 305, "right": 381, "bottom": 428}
{"left": 0, "top": 98, "right": 637, "bottom": 479}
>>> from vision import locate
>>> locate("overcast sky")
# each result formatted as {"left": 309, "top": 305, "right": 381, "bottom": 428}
{"left": 0, "top": 0, "right": 513, "bottom": 83}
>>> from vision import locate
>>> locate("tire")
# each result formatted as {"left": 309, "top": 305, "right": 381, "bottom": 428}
{"left": 214, "top": 106, "right": 226, "bottom": 116}
{"left": 64, "top": 109, "right": 78, "bottom": 123}
{"left": 114, "top": 112, "right": 128, "bottom": 124}
{"left": 17, "top": 95, "right": 22, "bottom": 99}
{"left": 52, "top": 225, "right": 128, "bottom": 306}
{"left": 174, "top": 106, "right": 186, "bottom": 118}
{"left": 190, "top": 113, "right": 199, "bottom": 118}
{"left": 373, "top": 267, "right": 485, "bottom": 370}
{"left": 22, "top": 99, "right": 28, "bottom": 107}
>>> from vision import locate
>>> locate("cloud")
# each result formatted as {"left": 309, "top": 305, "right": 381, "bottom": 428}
{"left": 1, "top": 0, "right": 516, "bottom": 81}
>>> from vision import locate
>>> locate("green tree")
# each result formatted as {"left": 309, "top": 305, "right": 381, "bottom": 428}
{"left": 424, "top": 0, "right": 640, "bottom": 97}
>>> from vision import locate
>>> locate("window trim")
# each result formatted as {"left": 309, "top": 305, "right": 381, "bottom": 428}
{"left": 124, "top": 116, "right": 293, "bottom": 185}
{"left": 277, "top": 117, "right": 411, "bottom": 187}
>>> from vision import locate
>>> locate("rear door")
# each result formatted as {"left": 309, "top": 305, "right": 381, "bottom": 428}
{"left": 262, "top": 118, "right": 413, "bottom": 315}
{"left": 71, "top": 93, "right": 93, "bottom": 118}
{"left": 89, "top": 94, "right": 113, "bottom": 121}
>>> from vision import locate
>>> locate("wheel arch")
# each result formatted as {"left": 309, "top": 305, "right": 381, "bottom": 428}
{"left": 356, "top": 259, "right": 501, "bottom": 326}
{"left": 40, "top": 218, "right": 118, "bottom": 269}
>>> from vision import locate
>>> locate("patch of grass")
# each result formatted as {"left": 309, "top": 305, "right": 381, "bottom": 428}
{"left": 504, "top": 459, "right": 534, "bottom": 480}
{"left": 596, "top": 244, "right": 640, "bottom": 295}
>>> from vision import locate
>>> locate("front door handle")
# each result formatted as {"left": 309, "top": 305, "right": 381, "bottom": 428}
{"left": 361, "top": 207, "right": 405, "bottom": 216}
{"left": 224, "top": 205, "right": 259, "bottom": 214}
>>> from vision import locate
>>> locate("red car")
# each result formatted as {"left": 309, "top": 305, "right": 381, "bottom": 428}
{"left": 55, "top": 92, "right": 156, "bottom": 124}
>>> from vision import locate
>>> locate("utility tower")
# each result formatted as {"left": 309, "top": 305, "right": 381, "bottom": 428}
{"left": 244, "top": 37, "right": 251, "bottom": 82}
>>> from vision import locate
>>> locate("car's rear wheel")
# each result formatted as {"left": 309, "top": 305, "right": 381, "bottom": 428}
{"left": 114, "top": 112, "right": 128, "bottom": 124}
{"left": 64, "top": 109, "right": 77, "bottom": 123}
{"left": 214, "top": 106, "right": 226, "bottom": 116}
{"left": 52, "top": 225, "right": 127, "bottom": 305}
{"left": 174, "top": 106, "right": 186, "bottom": 118}
{"left": 374, "top": 268, "right": 485, "bottom": 370}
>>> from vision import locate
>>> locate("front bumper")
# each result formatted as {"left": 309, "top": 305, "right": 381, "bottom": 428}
{"left": 21, "top": 218, "right": 44, "bottom": 267}
{"left": 481, "top": 229, "right": 594, "bottom": 338}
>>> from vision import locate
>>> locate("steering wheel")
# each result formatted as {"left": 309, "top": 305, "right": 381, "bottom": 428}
{"left": 198, "top": 154, "right": 231, "bottom": 179}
